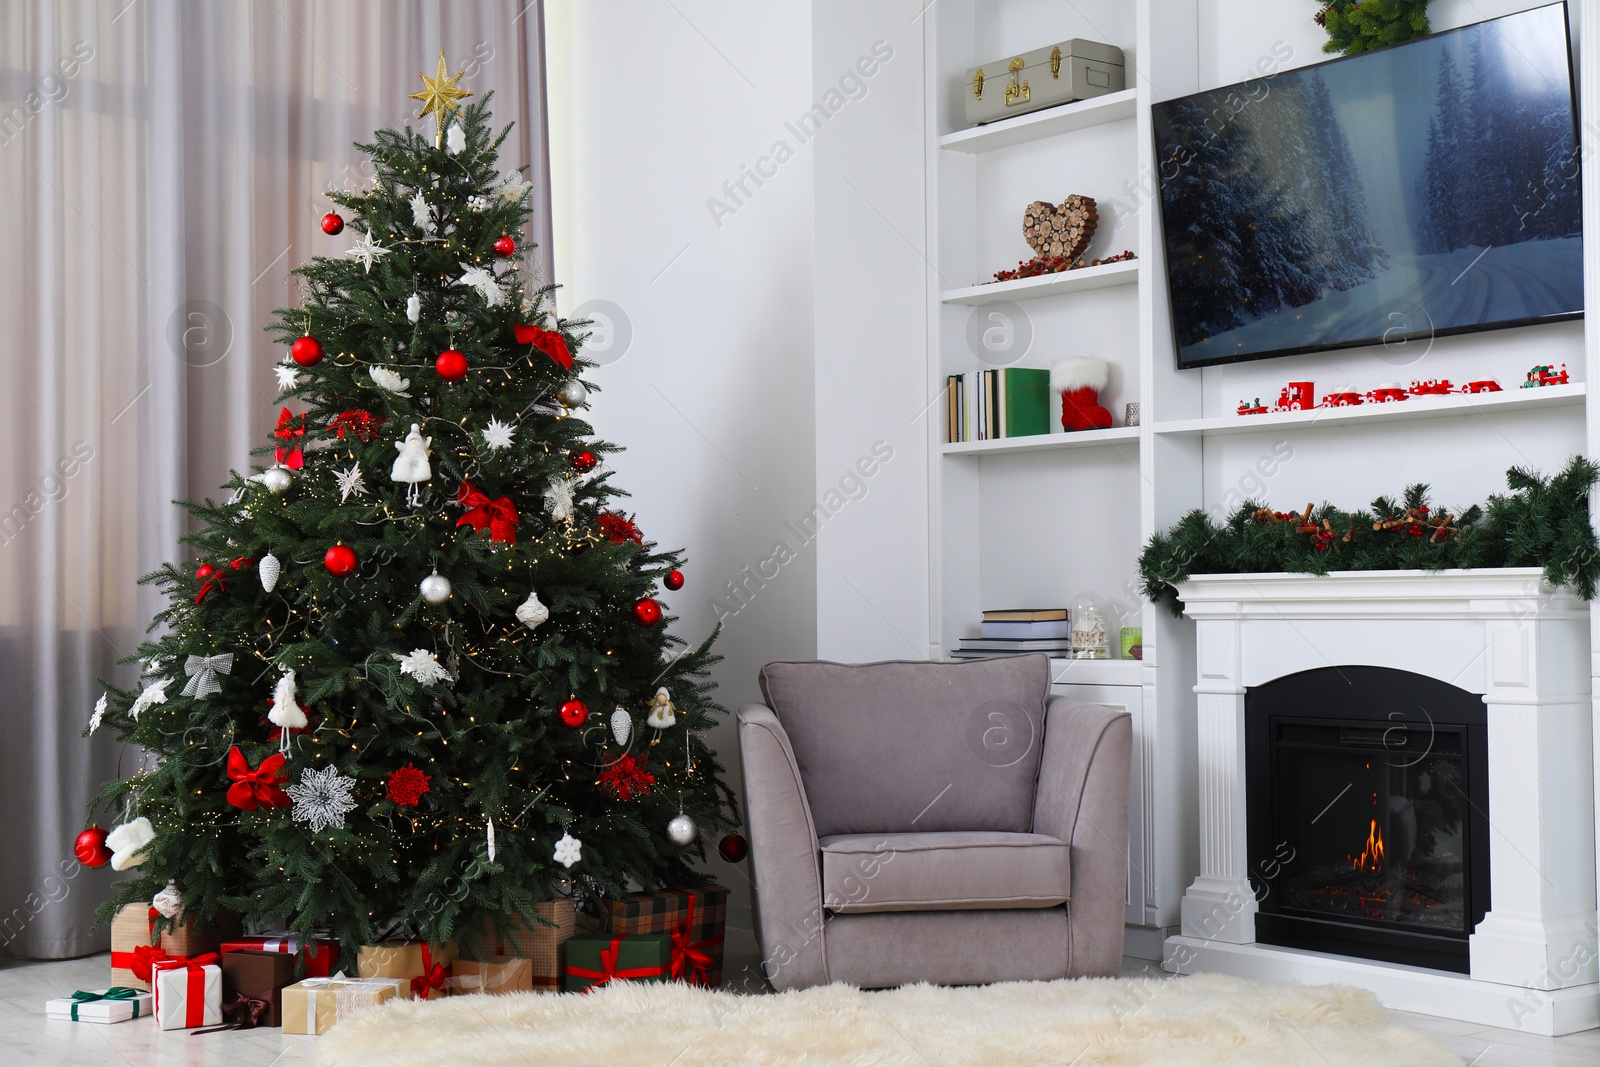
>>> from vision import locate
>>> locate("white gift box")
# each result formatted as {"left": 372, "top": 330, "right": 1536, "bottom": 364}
{"left": 151, "top": 960, "right": 222, "bottom": 1030}
{"left": 45, "top": 988, "right": 153, "bottom": 1024}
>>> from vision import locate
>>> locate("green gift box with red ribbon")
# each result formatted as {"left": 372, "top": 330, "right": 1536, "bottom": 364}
{"left": 561, "top": 933, "right": 672, "bottom": 993}
{"left": 593, "top": 885, "right": 728, "bottom": 987}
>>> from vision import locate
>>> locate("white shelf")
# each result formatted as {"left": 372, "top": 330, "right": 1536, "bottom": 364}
{"left": 941, "top": 259, "right": 1139, "bottom": 306}
{"left": 942, "top": 426, "right": 1139, "bottom": 456}
{"left": 1049, "top": 657, "right": 1144, "bottom": 687}
{"left": 938, "top": 88, "right": 1138, "bottom": 153}
{"left": 1151, "top": 382, "right": 1588, "bottom": 438}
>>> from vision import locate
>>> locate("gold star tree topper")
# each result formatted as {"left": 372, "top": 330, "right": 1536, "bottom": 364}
{"left": 409, "top": 52, "right": 473, "bottom": 146}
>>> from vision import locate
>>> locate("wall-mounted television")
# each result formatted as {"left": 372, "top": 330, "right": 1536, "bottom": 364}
{"left": 1152, "top": 3, "right": 1582, "bottom": 370}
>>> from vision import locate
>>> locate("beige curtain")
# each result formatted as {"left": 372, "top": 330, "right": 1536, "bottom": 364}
{"left": 0, "top": 0, "right": 552, "bottom": 958}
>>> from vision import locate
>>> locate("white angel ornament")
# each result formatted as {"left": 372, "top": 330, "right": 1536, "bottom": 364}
{"left": 391, "top": 423, "right": 432, "bottom": 504}
{"left": 646, "top": 687, "right": 677, "bottom": 730}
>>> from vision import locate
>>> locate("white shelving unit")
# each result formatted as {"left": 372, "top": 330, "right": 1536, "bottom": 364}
{"left": 922, "top": 0, "right": 1594, "bottom": 960}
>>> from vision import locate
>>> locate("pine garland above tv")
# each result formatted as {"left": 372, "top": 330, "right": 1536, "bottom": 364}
{"left": 1152, "top": 3, "right": 1582, "bottom": 369}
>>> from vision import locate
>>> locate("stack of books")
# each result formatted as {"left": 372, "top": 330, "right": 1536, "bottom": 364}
{"left": 946, "top": 367, "right": 1051, "bottom": 443}
{"left": 950, "top": 608, "right": 1072, "bottom": 659}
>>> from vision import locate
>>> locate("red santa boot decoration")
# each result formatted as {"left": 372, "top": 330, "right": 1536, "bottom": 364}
{"left": 1051, "top": 357, "right": 1113, "bottom": 432}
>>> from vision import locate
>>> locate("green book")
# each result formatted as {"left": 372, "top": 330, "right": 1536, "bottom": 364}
{"left": 1001, "top": 368, "right": 1051, "bottom": 438}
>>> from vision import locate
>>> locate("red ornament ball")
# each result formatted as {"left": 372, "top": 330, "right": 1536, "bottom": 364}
{"left": 663, "top": 569, "right": 685, "bottom": 591}
{"left": 633, "top": 597, "right": 663, "bottom": 627}
{"left": 320, "top": 211, "right": 345, "bottom": 235}
{"left": 323, "top": 544, "right": 358, "bottom": 576}
{"left": 195, "top": 563, "right": 216, "bottom": 582}
{"left": 291, "top": 335, "right": 324, "bottom": 367}
{"left": 74, "top": 826, "right": 111, "bottom": 868}
{"left": 570, "top": 450, "right": 598, "bottom": 473}
{"left": 559, "top": 698, "right": 590, "bottom": 728}
{"left": 493, "top": 235, "right": 516, "bottom": 258}
{"left": 435, "top": 349, "right": 469, "bottom": 382}
{"left": 717, "top": 832, "right": 749, "bottom": 864}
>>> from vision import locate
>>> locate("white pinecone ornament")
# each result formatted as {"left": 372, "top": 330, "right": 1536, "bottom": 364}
{"left": 259, "top": 552, "right": 281, "bottom": 593}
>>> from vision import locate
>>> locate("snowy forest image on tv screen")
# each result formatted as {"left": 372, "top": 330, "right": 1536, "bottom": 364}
{"left": 1153, "top": 4, "right": 1582, "bottom": 369}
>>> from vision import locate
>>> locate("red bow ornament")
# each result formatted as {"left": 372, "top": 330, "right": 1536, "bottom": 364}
{"left": 225, "top": 747, "right": 291, "bottom": 810}
{"left": 411, "top": 944, "right": 448, "bottom": 1000}
{"left": 327, "top": 409, "right": 387, "bottom": 443}
{"left": 513, "top": 324, "right": 574, "bottom": 369}
{"left": 273, "top": 408, "right": 305, "bottom": 470}
{"left": 456, "top": 481, "right": 520, "bottom": 545}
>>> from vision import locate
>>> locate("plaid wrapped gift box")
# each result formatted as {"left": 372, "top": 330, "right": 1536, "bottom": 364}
{"left": 464, "top": 900, "right": 575, "bottom": 991}
{"left": 110, "top": 903, "right": 242, "bottom": 991}
{"left": 594, "top": 886, "right": 728, "bottom": 987}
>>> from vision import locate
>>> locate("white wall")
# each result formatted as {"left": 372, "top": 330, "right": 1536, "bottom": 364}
{"left": 545, "top": 0, "right": 817, "bottom": 925}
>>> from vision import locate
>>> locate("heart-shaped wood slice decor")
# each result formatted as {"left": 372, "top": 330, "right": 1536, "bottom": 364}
{"left": 1023, "top": 194, "right": 1099, "bottom": 261}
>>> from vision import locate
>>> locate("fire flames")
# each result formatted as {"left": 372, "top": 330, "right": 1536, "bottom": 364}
{"left": 1348, "top": 818, "right": 1385, "bottom": 873}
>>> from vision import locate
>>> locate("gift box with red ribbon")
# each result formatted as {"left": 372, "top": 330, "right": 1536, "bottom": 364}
{"left": 151, "top": 954, "right": 222, "bottom": 1030}
{"left": 561, "top": 932, "right": 672, "bottom": 993}
{"left": 593, "top": 886, "right": 728, "bottom": 987}
{"left": 355, "top": 941, "right": 458, "bottom": 1000}
{"left": 109, "top": 902, "right": 241, "bottom": 991}
{"left": 218, "top": 933, "right": 340, "bottom": 978}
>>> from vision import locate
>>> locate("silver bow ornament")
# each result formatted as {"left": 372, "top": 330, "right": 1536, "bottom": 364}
{"left": 181, "top": 653, "right": 234, "bottom": 699}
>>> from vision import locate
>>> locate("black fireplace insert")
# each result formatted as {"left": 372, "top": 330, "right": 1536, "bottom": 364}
{"left": 1246, "top": 666, "right": 1490, "bottom": 973}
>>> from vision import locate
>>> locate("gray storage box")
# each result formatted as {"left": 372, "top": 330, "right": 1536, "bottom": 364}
{"left": 964, "top": 39, "right": 1125, "bottom": 127}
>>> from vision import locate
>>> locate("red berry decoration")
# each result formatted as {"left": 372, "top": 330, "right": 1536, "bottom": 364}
{"left": 633, "top": 597, "right": 663, "bottom": 627}
{"left": 74, "top": 826, "right": 111, "bottom": 868}
{"left": 559, "top": 698, "right": 590, "bottom": 729}
{"left": 435, "top": 349, "right": 469, "bottom": 381}
{"left": 570, "top": 450, "right": 598, "bottom": 473}
{"left": 717, "top": 832, "right": 749, "bottom": 864}
{"left": 386, "top": 763, "right": 432, "bottom": 807}
{"left": 323, "top": 544, "right": 358, "bottom": 576}
{"left": 493, "top": 235, "right": 516, "bottom": 258}
{"left": 664, "top": 569, "right": 685, "bottom": 591}
{"left": 321, "top": 211, "right": 345, "bottom": 235}
{"left": 291, "top": 335, "right": 324, "bottom": 367}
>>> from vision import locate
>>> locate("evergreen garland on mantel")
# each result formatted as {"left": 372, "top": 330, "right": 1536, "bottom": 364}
{"left": 1140, "top": 457, "right": 1600, "bottom": 616}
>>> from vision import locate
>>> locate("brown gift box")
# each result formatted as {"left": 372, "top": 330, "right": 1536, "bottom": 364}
{"left": 467, "top": 900, "right": 574, "bottom": 990}
{"left": 596, "top": 886, "right": 728, "bottom": 987}
{"left": 220, "top": 949, "right": 295, "bottom": 1027}
{"left": 109, "top": 902, "right": 243, "bottom": 991}
{"left": 281, "top": 977, "right": 405, "bottom": 1035}
{"left": 450, "top": 956, "right": 533, "bottom": 996}
{"left": 355, "top": 941, "right": 457, "bottom": 999}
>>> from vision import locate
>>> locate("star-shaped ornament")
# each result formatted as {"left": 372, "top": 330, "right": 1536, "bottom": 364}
{"left": 481, "top": 417, "right": 516, "bottom": 452}
{"left": 409, "top": 190, "right": 434, "bottom": 234}
{"left": 409, "top": 52, "right": 473, "bottom": 146}
{"left": 345, "top": 229, "right": 390, "bottom": 273}
{"left": 274, "top": 365, "right": 301, "bottom": 391}
{"left": 334, "top": 463, "right": 367, "bottom": 503}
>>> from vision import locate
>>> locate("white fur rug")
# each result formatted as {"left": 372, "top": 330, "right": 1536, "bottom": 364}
{"left": 315, "top": 974, "right": 1461, "bottom": 1067}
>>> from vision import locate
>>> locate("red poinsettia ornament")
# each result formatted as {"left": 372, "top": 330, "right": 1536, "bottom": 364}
{"left": 225, "top": 747, "right": 291, "bottom": 810}
{"left": 456, "top": 481, "right": 520, "bottom": 544}
{"left": 597, "top": 511, "right": 642, "bottom": 545}
{"left": 327, "top": 409, "right": 388, "bottom": 442}
{"left": 273, "top": 408, "right": 306, "bottom": 470}
{"left": 387, "top": 763, "right": 432, "bottom": 807}
{"left": 598, "top": 753, "right": 655, "bottom": 802}
{"left": 513, "top": 323, "right": 574, "bottom": 369}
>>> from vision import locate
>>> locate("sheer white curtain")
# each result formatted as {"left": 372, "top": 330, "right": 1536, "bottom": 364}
{"left": 0, "top": 0, "right": 551, "bottom": 958}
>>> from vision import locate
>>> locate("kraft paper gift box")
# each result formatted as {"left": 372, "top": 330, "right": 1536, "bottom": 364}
{"left": 562, "top": 932, "right": 672, "bottom": 993}
{"left": 220, "top": 949, "right": 296, "bottom": 1027}
{"left": 281, "top": 977, "right": 404, "bottom": 1036}
{"left": 110, "top": 902, "right": 241, "bottom": 991}
{"left": 219, "top": 932, "right": 340, "bottom": 978}
{"left": 356, "top": 940, "right": 458, "bottom": 999}
{"left": 451, "top": 956, "right": 534, "bottom": 996}
{"left": 466, "top": 900, "right": 575, "bottom": 990}
{"left": 151, "top": 957, "right": 222, "bottom": 1030}
{"left": 595, "top": 886, "right": 729, "bottom": 987}
{"left": 44, "top": 987, "right": 152, "bottom": 1024}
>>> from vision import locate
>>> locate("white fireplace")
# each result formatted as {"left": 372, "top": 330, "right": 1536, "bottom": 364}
{"left": 1162, "top": 569, "right": 1600, "bottom": 1036}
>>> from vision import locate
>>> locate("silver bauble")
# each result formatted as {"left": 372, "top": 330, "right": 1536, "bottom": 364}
{"left": 666, "top": 813, "right": 698, "bottom": 847}
{"left": 557, "top": 380, "right": 589, "bottom": 409}
{"left": 261, "top": 466, "right": 293, "bottom": 494}
{"left": 610, "top": 707, "right": 633, "bottom": 747}
{"left": 259, "top": 552, "right": 281, "bottom": 593}
{"left": 420, "top": 571, "right": 453, "bottom": 605}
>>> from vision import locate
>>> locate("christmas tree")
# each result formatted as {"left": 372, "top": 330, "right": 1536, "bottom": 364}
{"left": 84, "top": 58, "right": 737, "bottom": 960}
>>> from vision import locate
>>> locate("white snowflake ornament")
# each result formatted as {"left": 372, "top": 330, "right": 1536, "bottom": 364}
{"left": 395, "top": 648, "right": 451, "bottom": 687}
{"left": 274, "top": 365, "right": 302, "bottom": 392}
{"left": 287, "top": 765, "right": 358, "bottom": 832}
{"left": 553, "top": 832, "right": 582, "bottom": 868}
{"left": 409, "top": 190, "right": 434, "bottom": 234}
{"left": 515, "top": 589, "right": 550, "bottom": 631}
{"left": 456, "top": 262, "right": 505, "bottom": 307}
{"left": 446, "top": 122, "right": 466, "bottom": 156}
{"left": 370, "top": 366, "right": 412, "bottom": 396}
{"left": 345, "top": 228, "right": 390, "bottom": 273}
{"left": 334, "top": 463, "right": 367, "bottom": 503}
{"left": 88, "top": 692, "right": 108, "bottom": 735}
{"left": 481, "top": 417, "right": 516, "bottom": 452}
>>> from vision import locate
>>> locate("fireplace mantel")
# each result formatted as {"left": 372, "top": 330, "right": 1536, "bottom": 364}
{"left": 1163, "top": 568, "right": 1600, "bottom": 1036}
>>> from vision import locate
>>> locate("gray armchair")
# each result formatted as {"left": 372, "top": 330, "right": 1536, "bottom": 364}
{"left": 737, "top": 654, "right": 1131, "bottom": 990}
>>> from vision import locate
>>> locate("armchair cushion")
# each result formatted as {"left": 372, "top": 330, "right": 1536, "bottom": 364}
{"left": 819, "top": 831, "right": 1070, "bottom": 914}
{"left": 758, "top": 656, "right": 1050, "bottom": 836}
